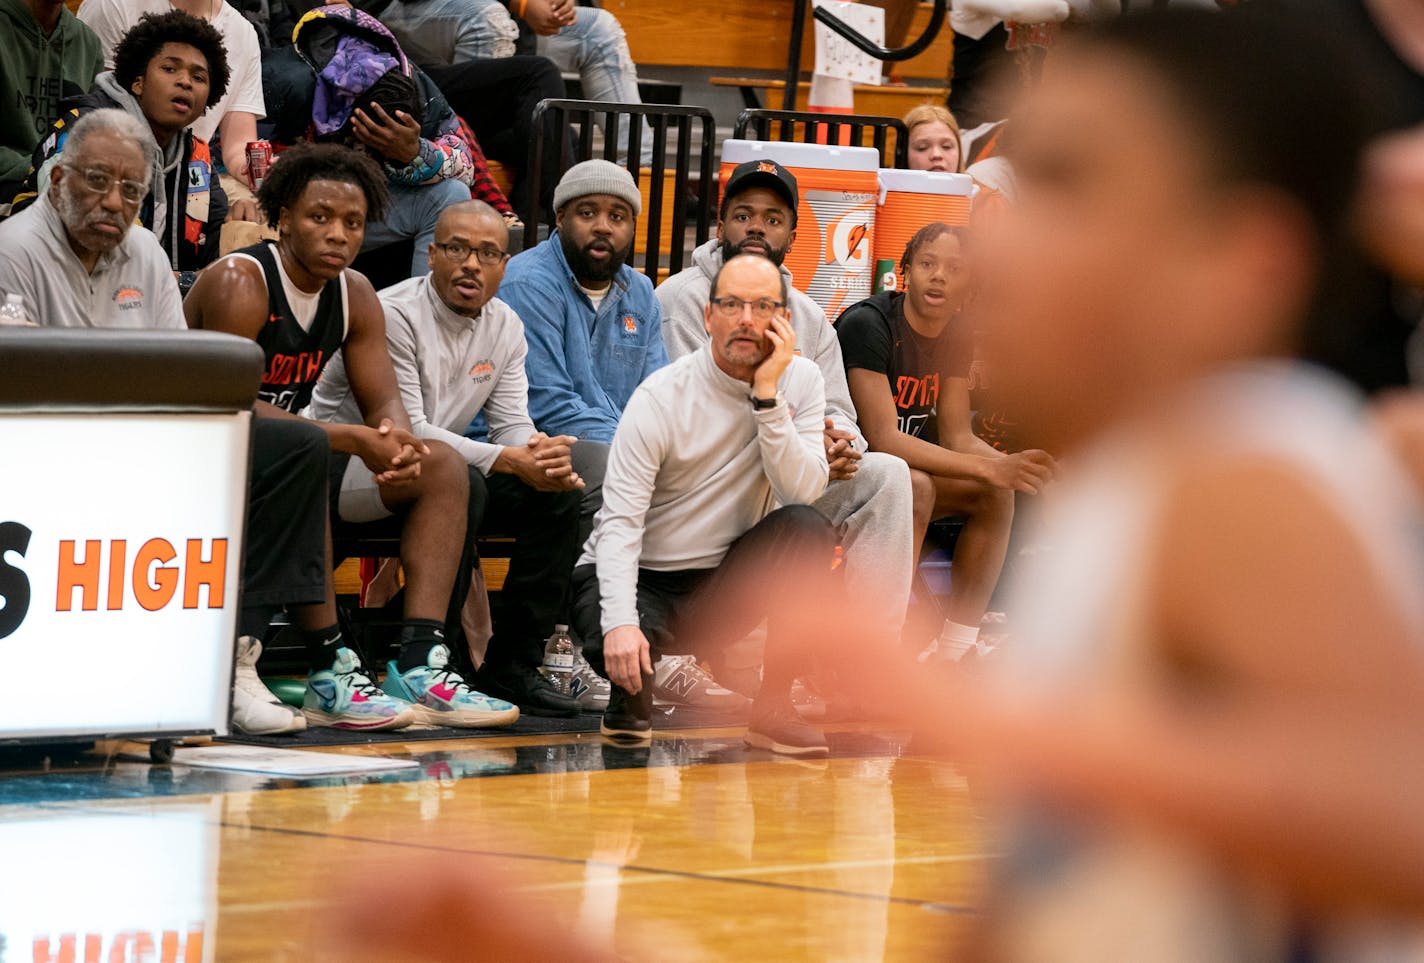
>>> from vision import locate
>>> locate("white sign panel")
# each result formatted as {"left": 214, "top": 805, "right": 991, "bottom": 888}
{"left": 0, "top": 413, "right": 249, "bottom": 741}
{"left": 813, "top": 0, "right": 886, "bottom": 86}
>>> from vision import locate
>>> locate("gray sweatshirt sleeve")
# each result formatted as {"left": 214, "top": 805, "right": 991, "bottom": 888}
{"left": 799, "top": 297, "right": 866, "bottom": 452}
{"left": 756, "top": 360, "right": 830, "bottom": 507}
{"left": 656, "top": 273, "right": 710, "bottom": 361}
{"left": 482, "top": 331, "right": 537, "bottom": 455}
{"left": 149, "top": 251, "right": 184, "bottom": 329}
{"left": 594, "top": 391, "right": 666, "bottom": 632}
{"left": 385, "top": 304, "right": 506, "bottom": 474}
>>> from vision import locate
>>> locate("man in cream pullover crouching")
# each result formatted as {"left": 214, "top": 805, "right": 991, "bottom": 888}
{"left": 572, "top": 253, "right": 842, "bottom": 756}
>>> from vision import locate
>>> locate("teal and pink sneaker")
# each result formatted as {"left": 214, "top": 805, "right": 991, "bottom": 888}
{"left": 304, "top": 647, "right": 415, "bottom": 731}
{"left": 383, "top": 645, "right": 520, "bottom": 728}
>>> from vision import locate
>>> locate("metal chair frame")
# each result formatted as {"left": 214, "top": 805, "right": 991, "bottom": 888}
{"left": 734, "top": 108, "right": 909, "bottom": 169}
{"left": 523, "top": 99, "right": 717, "bottom": 279}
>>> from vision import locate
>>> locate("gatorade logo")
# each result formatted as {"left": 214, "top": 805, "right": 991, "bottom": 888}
{"left": 828, "top": 210, "right": 872, "bottom": 267}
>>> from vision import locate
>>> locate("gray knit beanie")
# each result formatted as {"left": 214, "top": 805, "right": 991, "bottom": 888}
{"left": 552, "top": 159, "right": 643, "bottom": 216}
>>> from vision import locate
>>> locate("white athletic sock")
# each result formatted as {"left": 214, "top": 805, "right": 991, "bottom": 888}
{"left": 938, "top": 621, "right": 980, "bottom": 662}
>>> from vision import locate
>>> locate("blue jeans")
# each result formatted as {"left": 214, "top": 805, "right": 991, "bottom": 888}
{"left": 378, "top": 0, "right": 519, "bottom": 64}
{"left": 540, "top": 8, "right": 650, "bottom": 165}
{"left": 360, "top": 179, "right": 470, "bottom": 276}
{"left": 382, "top": 0, "right": 648, "bottom": 164}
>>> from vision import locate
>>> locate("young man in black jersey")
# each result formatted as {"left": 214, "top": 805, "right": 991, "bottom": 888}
{"left": 838, "top": 223, "right": 1056, "bottom": 661}
{"left": 186, "top": 143, "right": 500, "bottom": 731}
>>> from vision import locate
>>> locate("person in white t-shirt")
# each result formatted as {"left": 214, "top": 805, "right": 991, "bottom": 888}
{"left": 80, "top": 0, "right": 265, "bottom": 221}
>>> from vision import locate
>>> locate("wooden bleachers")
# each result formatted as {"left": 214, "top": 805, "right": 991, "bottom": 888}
{"left": 332, "top": 556, "right": 509, "bottom": 597}
{"left": 485, "top": 160, "right": 516, "bottom": 198}
{"left": 710, "top": 78, "right": 946, "bottom": 119}
{"left": 608, "top": 0, "right": 953, "bottom": 83}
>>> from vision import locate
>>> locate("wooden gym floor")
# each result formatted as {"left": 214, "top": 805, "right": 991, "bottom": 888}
{"left": 1, "top": 725, "right": 986, "bottom": 961}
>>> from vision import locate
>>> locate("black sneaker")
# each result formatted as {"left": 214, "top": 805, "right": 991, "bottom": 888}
{"left": 477, "top": 661, "right": 579, "bottom": 717}
{"left": 745, "top": 697, "right": 829, "bottom": 757}
{"left": 600, "top": 681, "right": 652, "bottom": 744}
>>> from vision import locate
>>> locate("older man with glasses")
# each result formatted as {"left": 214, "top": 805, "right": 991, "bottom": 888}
{"left": 306, "top": 198, "right": 588, "bottom": 719}
{"left": 658, "top": 157, "right": 916, "bottom": 660}
{"left": 0, "top": 108, "right": 180, "bottom": 328}
{"left": 571, "top": 252, "right": 845, "bottom": 756}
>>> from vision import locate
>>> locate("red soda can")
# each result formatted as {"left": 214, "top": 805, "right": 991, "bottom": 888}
{"left": 245, "top": 140, "right": 273, "bottom": 189}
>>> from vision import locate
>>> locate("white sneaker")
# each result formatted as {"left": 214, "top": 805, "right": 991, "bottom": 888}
{"left": 652, "top": 655, "right": 750, "bottom": 710}
{"left": 569, "top": 649, "right": 611, "bottom": 711}
{"left": 231, "top": 636, "right": 306, "bottom": 735}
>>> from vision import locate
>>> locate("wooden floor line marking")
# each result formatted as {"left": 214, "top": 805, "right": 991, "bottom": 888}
{"left": 710, "top": 852, "right": 991, "bottom": 875}
{"left": 32, "top": 799, "right": 979, "bottom": 916}
{"left": 217, "top": 817, "right": 977, "bottom": 914}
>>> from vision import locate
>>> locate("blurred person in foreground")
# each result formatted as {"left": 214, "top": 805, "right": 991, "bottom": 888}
{"left": 936, "top": 6, "right": 1424, "bottom": 958}
{"left": 321, "top": 6, "right": 1424, "bottom": 956}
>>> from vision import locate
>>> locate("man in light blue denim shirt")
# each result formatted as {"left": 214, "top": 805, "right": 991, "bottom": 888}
{"left": 499, "top": 159, "right": 666, "bottom": 545}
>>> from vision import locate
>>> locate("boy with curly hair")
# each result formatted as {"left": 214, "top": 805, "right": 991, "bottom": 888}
{"left": 10, "top": 10, "right": 231, "bottom": 278}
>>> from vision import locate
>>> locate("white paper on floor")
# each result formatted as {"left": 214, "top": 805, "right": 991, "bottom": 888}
{"left": 174, "top": 744, "right": 419, "bottom": 777}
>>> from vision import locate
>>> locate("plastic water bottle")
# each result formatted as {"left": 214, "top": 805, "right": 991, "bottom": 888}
{"left": 0, "top": 293, "right": 32, "bottom": 326}
{"left": 541, "top": 624, "right": 575, "bottom": 695}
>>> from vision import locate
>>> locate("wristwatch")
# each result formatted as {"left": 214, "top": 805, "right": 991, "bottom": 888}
{"left": 751, "top": 392, "right": 782, "bottom": 411}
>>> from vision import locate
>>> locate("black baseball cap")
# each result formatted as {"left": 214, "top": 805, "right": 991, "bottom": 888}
{"left": 720, "top": 159, "right": 799, "bottom": 221}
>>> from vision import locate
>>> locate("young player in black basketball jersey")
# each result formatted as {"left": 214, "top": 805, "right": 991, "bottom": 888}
{"left": 838, "top": 224, "right": 1057, "bottom": 661}
{"left": 186, "top": 143, "right": 486, "bottom": 731}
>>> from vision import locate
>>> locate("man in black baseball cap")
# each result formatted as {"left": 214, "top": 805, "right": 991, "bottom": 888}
{"left": 718, "top": 158, "right": 800, "bottom": 257}
{"left": 654, "top": 157, "right": 917, "bottom": 659}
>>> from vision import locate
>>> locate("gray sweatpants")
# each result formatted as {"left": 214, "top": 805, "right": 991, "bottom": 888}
{"left": 812, "top": 451, "right": 915, "bottom": 640}
{"left": 570, "top": 439, "right": 610, "bottom": 555}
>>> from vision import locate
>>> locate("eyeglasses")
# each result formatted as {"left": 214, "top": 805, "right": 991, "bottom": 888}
{"left": 434, "top": 241, "right": 508, "bottom": 266}
{"left": 68, "top": 166, "right": 148, "bottom": 204}
{"left": 709, "top": 297, "right": 784, "bottom": 321}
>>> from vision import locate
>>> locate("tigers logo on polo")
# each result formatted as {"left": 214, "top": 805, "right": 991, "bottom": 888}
{"left": 622, "top": 316, "right": 637, "bottom": 333}
{"left": 469, "top": 360, "right": 494, "bottom": 383}
{"left": 112, "top": 287, "right": 144, "bottom": 311}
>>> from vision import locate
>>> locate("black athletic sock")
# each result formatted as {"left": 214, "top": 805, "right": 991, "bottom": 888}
{"left": 301, "top": 624, "right": 344, "bottom": 672}
{"left": 397, "top": 619, "right": 447, "bottom": 673}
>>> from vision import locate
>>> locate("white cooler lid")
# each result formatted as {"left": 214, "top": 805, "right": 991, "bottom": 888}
{"left": 877, "top": 168, "right": 975, "bottom": 204}
{"left": 721, "top": 139, "right": 882, "bottom": 173}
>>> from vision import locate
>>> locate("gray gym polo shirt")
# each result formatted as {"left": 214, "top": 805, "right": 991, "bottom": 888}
{"left": 0, "top": 193, "right": 183, "bottom": 330}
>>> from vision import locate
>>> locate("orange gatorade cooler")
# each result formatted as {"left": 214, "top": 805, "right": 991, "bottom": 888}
{"left": 873, "top": 169, "right": 975, "bottom": 295}
{"left": 720, "top": 139, "right": 880, "bottom": 319}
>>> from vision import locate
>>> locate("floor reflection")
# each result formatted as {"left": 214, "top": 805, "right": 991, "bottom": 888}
{"left": 3, "top": 798, "right": 220, "bottom": 963}
{"left": 0, "top": 729, "right": 976, "bottom": 962}
{"left": 0, "top": 729, "right": 910, "bottom": 806}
